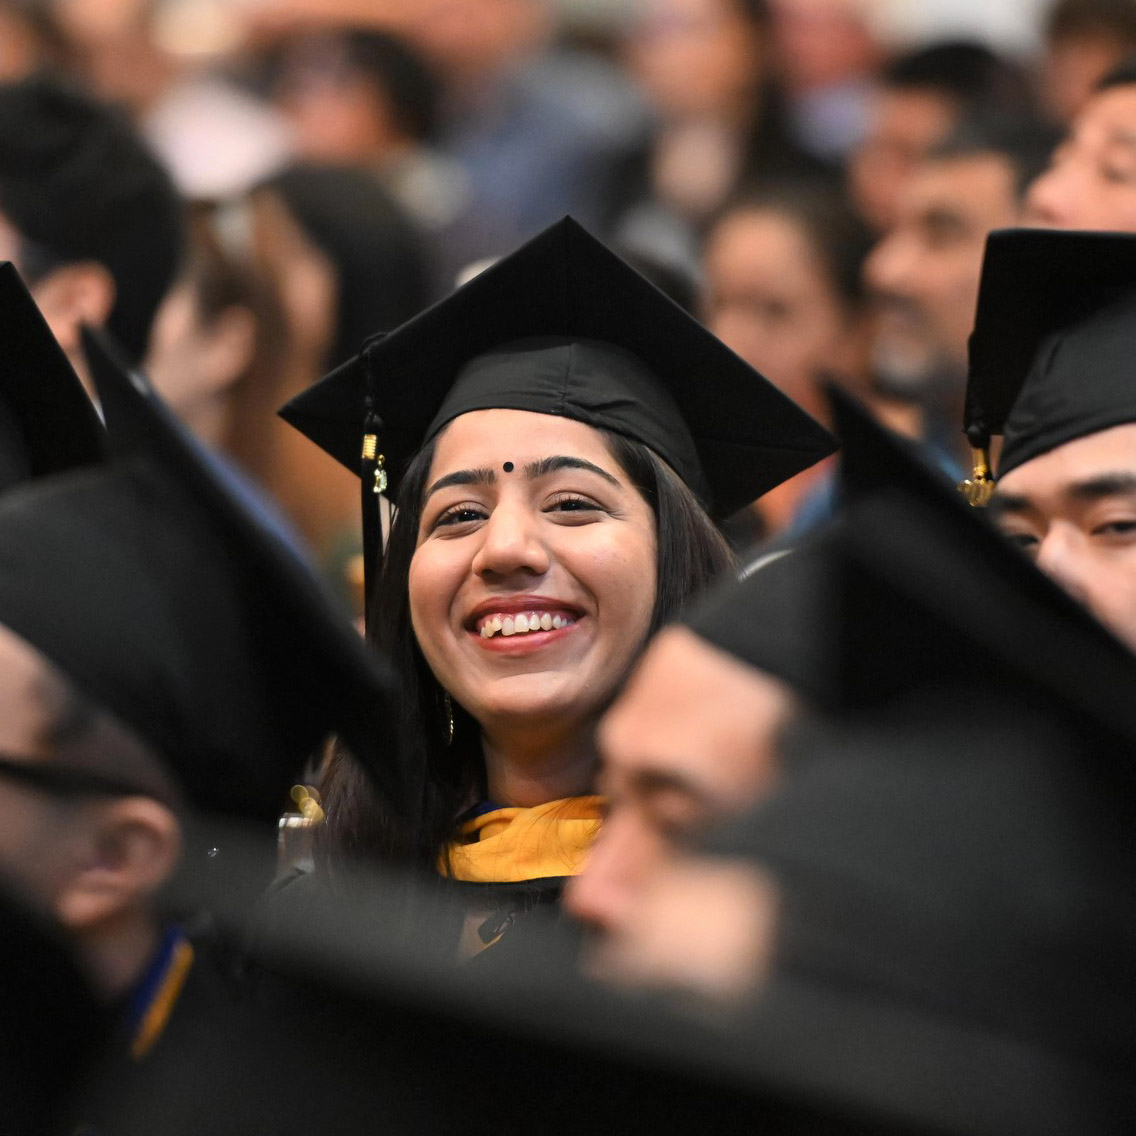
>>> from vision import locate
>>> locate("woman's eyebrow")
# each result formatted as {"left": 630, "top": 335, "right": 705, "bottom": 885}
{"left": 425, "top": 467, "right": 497, "bottom": 499}
{"left": 525, "top": 455, "right": 622, "bottom": 487}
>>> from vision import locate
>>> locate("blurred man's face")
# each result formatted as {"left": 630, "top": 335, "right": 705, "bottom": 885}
{"left": 703, "top": 206, "right": 854, "bottom": 411}
{"left": 1042, "top": 35, "right": 1136, "bottom": 125}
{"left": 993, "top": 423, "right": 1136, "bottom": 653}
{"left": 865, "top": 152, "right": 1019, "bottom": 390}
{"left": 849, "top": 87, "right": 958, "bottom": 231}
{"left": 576, "top": 850, "right": 779, "bottom": 1003}
{"left": 1026, "top": 84, "right": 1136, "bottom": 230}
{"left": 565, "top": 626, "right": 793, "bottom": 963}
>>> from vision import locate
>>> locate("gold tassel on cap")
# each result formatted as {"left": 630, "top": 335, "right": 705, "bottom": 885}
{"left": 958, "top": 445, "right": 995, "bottom": 507}
{"left": 362, "top": 433, "right": 388, "bottom": 495}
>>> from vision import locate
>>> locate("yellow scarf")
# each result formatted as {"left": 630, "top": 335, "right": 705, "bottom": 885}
{"left": 442, "top": 795, "right": 606, "bottom": 884}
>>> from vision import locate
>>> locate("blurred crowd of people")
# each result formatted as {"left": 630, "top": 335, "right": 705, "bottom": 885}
{"left": 2, "top": 1, "right": 1136, "bottom": 1134}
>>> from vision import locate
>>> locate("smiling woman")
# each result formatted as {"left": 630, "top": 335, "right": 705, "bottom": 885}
{"left": 280, "top": 218, "right": 835, "bottom": 948}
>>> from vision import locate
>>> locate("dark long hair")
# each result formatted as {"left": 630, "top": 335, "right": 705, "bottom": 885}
{"left": 317, "top": 427, "right": 735, "bottom": 873}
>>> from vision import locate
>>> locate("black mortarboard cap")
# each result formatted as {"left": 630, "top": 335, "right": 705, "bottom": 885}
{"left": 280, "top": 215, "right": 835, "bottom": 516}
{"left": 963, "top": 228, "right": 1136, "bottom": 501}
{"left": 700, "top": 699, "right": 1136, "bottom": 1136}
{"left": 682, "top": 540, "right": 837, "bottom": 708}
{"left": 0, "top": 329, "right": 406, "bottom": 828}
{"left": 0, "top": 261, "right": 103, "bottom": 490}
{"left": 114, "top": 853, "right": 913, "bottom": 1136}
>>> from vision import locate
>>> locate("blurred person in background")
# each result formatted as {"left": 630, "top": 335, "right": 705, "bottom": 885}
{"left": 260, "top": 162, "right": 434, "bottom": 371}
{"left": 49, "top": 0, "right": 174, "bottom": 117}
{"left": 0, "top": 0, "right": 70, "bottom": 80}
{"left": 864, "top": 116, "right": 1057, "bottom": 470}
{"left": 1040, "top": 0, "right": 1136, "bottom": 124}
{"left": 617, "top": 0, "right": 824, "bottom": 271}
{"left": 1026, "top": 58, "right": 1136, "bottom": 229}
{"left": 702, "top": 181, "right": 873, "bottom": 536}
{"left": 263, "top": 24, "right": 467, "bottom": 246}
{"left": 395, "top": 0, "right": 648, "bottom": 283}
{"left": 768, "top": 0, "right": 884, "bottom": 162}
{"left": 0, "top": 71, "right": 184, "bottom": 389}
{"left": 144, "top": 205, "right": 281, "bottom": 457}
{"left": 848, "top": 39, "right": 1036, "bottom": 232}
{"left": 240, "top": 163, "right": 433, "bottom": 583}
{"left": 53, "top": 0, "right": 296, "bottom": 204}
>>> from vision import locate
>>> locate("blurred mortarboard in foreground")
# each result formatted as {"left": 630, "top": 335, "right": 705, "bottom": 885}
{"left": 103, "top": 751, "right": 1132, "bottom": 1136}
{"left": 96, "top": 851, "right": 920, "bottom": 1136}
{"left": 0, "top": 328, "right": 406, "bottom": 829}
{"left": 962, "top": 228, "right": 1136, "bottom": 503}
{"left": 0, "top": 879, "right": 107, "bottom": 1136}
{"left": 280, "top": 217, "right": 836, "bottom": 616}
{"left": 701, "top": 696, "right": 1136, "bottom": 1136}
{"left": 678, "top": 382, "right": 954, "bottom": 707}
{"left": 682, "top": 539, "right": 836, "bottom": 708}
{"left": 683, "top": 384, "right": 1136, "bottom": 738}
{"left": 0, "top": 261, "right": 103, "bottom": 491}
{"left": 831, "top": 383, "right": 1136, "bottom": 740}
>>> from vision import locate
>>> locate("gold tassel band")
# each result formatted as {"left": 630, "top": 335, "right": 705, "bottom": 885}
{"left": 958, "top": 446, "right": 995, "bottom": 507}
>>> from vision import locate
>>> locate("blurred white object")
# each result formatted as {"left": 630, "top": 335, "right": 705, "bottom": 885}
{"left": 873, "top": 0, "right": 1050, "bottom": 52}
{"left": 146, "top": 76, "right": 296, "bottom": 201}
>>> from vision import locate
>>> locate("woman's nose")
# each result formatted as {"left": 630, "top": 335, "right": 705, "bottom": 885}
{"left": 470, "top": 502, "right": 551, "bottom": 579}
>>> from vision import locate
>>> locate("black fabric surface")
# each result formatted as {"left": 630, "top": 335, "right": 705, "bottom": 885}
{"left": 0, "top": 261, "right": 104, "bottom": 491}
{"left": 0, "top": 330, "right": 402, "bottom": 829}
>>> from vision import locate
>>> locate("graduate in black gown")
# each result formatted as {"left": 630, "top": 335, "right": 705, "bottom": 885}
{"left": 279, "top": 216, "right": 835, "bottom": 953}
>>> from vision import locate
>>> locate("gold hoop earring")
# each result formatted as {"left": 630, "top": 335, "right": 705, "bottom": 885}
{"left": 443, "top": 693, "right": 454, "bottom": 747}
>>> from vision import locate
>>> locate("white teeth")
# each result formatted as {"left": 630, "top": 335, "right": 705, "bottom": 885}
{"left": 477, "top": 611, "right": 575, "bottom": 637}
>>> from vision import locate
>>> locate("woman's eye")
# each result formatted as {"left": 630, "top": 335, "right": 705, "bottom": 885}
{"left": 433, "top": 505, "right": 486, "bottom": 529}
{"left": 546, "top": 494, "right": 602, "bottom": 515}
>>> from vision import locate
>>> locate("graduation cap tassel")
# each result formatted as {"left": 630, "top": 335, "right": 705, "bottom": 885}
{"left": 360, "top": 335, "right": 389, "bottom": 635}
{"left": 958, "top": 429, "right": 995, "bottom": 508}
